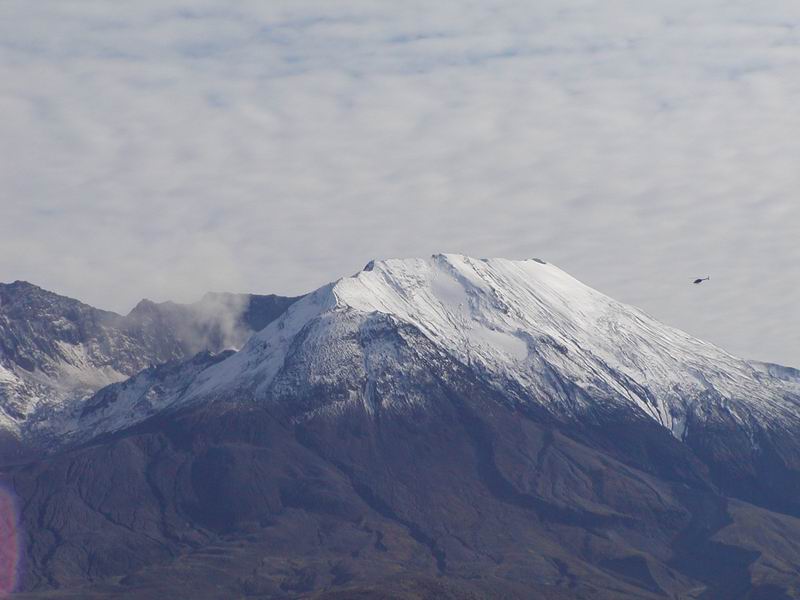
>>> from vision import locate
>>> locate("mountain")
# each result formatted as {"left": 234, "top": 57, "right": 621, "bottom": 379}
{"left": 0, "top": 281, "right": 299, "bottom": 451}
{"left": 188, "top": 254, "right": 800, "bottom": 438}
{"left": 4, "top": 256, "right": 800, "bottom": 599}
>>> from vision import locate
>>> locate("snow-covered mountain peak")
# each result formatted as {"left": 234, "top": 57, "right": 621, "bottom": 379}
{"left": 331, "top": 255, "right": 742, "bottom": 400}
{"left": 7, "top": 256, "right": 799, "bottom": 449}
{"left": 334, "top": 254, "right": 608, "bottom": 347}
{"left": 187, "top": 254, "right": 800, "bottom": 439}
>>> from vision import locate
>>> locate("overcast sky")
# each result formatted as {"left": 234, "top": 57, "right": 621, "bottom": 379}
{"left": 1, "top": 0, "right": 799, "bottom": 367}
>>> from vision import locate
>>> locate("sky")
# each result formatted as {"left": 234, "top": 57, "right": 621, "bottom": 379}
{"left": 1, "top": 0, "right": 799, "bottom": 367}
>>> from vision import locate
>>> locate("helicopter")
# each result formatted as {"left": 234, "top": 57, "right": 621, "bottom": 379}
{"left": 692, "top": 276, "right": 710, "bottom": 285}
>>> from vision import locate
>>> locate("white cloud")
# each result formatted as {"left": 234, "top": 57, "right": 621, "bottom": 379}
{"left": 1, "top": 0, "right": 799, "bottom": 366}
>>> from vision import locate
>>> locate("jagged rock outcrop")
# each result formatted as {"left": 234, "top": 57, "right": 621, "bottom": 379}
{"left": 0, "top": 281, "right": 298, "bottom": 448}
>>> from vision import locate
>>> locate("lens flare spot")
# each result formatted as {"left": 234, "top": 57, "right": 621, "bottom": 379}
{"left": 0, "top": 486, "right": 20, "bottom": 596}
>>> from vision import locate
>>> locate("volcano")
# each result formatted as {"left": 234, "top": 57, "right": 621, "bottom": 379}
{"left": 4, "top": 256, "right": 800, "bottom": 598}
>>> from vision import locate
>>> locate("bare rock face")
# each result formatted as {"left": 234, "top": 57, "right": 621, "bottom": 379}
{"left": 4, "top": 256, "right": 800, "bottom": 598}
{"left": 0, "top": 281, "right": 298, "bottom": 447}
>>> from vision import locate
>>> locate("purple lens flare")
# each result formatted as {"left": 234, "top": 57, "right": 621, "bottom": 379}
{"left": 0, "top": 485, "right": 20, "bottom": 596}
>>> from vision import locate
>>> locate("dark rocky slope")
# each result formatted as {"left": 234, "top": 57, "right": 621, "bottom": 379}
{"left": 6, "top": 338, "right": 800, "bottom": 599}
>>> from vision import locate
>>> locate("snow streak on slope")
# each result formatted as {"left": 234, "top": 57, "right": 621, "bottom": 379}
{"left": 188, "top": 284, "right": 338, "bottom": 402}
{"left": 186, "top": 254, "right": 800, "bottom": 440}
{"left": 0, "top": 365, "right": 24, "bottom": 434}
{"left": 53, "top": 350, "right": 236, "bottom": 444}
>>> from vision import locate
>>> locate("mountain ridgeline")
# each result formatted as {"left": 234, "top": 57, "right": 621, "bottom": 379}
{"left": 3, "top": 256, "right": 800, "bottom": 599}
{"left": 0, "top": 281, "right": 299, "bottom": 451}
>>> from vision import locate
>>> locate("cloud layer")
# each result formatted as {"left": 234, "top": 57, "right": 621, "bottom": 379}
{"left": 2, "top": 0, "right": 799, "bottom": 366}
